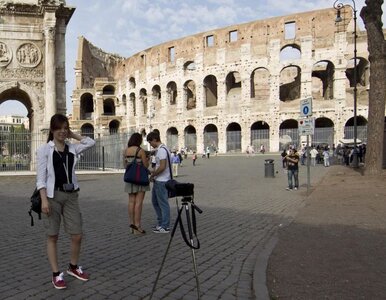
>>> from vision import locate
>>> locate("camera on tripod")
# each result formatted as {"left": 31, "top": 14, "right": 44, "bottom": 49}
{"left": 165, "top": 180, "right": 194, "bottom": 197}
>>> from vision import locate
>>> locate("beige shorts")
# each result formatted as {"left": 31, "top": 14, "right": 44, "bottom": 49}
{"left": 43, "top": 190, "right": 82, "bottom": 236}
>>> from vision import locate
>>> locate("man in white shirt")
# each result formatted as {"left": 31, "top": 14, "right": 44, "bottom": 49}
{"left": 147, "top": 131, "right": 172, "bottom": 233}
{"left": 310, "top": 147, "right": 318, "bottom": 166}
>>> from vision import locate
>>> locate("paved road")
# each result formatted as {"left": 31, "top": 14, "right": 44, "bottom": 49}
{"left": 0, "top": 155, "right": 329, "bottom": 299}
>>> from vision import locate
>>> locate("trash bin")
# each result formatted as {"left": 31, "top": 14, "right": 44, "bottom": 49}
{"left": 264, "top": 159, "right": 275, "bottom": 178}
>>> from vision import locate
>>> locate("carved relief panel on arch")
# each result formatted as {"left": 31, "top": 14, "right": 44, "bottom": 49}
{"left": 16, "top": 43, "right": 42, "bottom": 68}
{"left": 0, "top": 42, "right": 12, "bottom": 67}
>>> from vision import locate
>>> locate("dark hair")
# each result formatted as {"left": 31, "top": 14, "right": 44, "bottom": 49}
{"left": 127, "top": 132, "right": 142, "bottom": 147}
{"left": 47, "top": 114, "right": 69, "bottom": 142}
{"left": 146, "top": 131, "right": 160, "bottom": 143}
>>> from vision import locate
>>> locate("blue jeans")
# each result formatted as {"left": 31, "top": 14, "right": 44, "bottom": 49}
{"left": 152, "top": 181, "right": 170, "bottom": 229}
{"left": 287, "top": 169, "right": 299, "bottom": 189}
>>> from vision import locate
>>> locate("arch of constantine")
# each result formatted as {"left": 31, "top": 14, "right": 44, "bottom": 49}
{"left": 0, "top": 0, "right": 74, "bottom": 131}
{"left": 71, "top": 7, "right": 379, "bottom": 153}
{"left": 0, "top": 0, "right": 74, "bottom": 171}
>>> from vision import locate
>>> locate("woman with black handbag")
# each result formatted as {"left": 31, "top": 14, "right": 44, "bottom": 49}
{"left": 36, "top": 113, "right": 95, "bottom": 290}
{"left": 123, "top": 132, "right": 150, "bottom": 235}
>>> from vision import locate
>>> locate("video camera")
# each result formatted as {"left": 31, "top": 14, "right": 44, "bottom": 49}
{"left": 166, "top": 180, "right": 194, "bottom": 197}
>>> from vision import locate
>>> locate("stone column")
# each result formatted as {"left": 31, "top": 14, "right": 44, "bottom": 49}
{"left": 55, "top": 18, "right": 67, "bottom": 114}
{"left": 43, "top": 11, "right": 57, "bottom": 122}
{"left": 217, "top": 80, "right": 226, "bottom": 108}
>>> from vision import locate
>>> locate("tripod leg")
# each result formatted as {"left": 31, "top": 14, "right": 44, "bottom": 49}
{"left": 149, "top": 205, "right": 184, "bottom": 300}
{"left": 184, "top": 204, "right": 201, "bottom": 299}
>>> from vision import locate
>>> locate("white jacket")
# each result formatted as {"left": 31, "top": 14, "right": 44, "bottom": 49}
{"left": 36, "top": 137, "right": 95, "bottom": 197}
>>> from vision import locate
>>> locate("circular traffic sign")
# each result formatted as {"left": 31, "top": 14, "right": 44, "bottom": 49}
{"left": 303, "top": 106, "right": 309, "bottom": 115}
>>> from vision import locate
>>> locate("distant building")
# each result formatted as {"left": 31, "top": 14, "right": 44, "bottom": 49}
{"left": 0, "top": 115, "right": 29, "bottom": 132}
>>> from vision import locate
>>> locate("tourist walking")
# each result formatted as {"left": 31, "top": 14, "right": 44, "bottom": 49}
{"left": 171, "top": 150, "right": 180, "bottom": 177}
{"left": 322, "top": 148, "right": 330, "bottom": 167}
{"left": 36, "top": 113, "right": 95, "bottom": 289}
{"left": 146, "top": 131, "right": 171, "bottom": 233}
{"left": 310, "top": 147, "right": 318, "bottom": 166}
{"left": 192, "top": 151, "right": 197, "bottom": 166}
{"left": 285, "top": 148, "right": 299, "bottom": 191}
{"left": 123, "top": 132, "right": 150, "bottom": 235}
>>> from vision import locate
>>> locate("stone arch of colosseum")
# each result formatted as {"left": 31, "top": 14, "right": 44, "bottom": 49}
{"left": 71, "top": 7, "right": 384, "bottom": 153}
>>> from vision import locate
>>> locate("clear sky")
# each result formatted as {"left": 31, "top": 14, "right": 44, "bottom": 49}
{"left": 0, "top": 0, "right": 381, "bottom": 116}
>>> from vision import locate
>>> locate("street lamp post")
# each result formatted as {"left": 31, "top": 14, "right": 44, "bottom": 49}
{"left": 333, "top": 0, "right": 359, "bottom": 168}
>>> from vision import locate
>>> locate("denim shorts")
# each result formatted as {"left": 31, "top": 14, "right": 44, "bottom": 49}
{"left": 43, "top": 190, "right": 82, "bottom": 236}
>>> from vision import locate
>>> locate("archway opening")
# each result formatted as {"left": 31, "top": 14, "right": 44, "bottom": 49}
{"left": 251, "top": 121, "right": 270, "bottom": 152}
{"left": 226, "top": 122, "right": 241, "bottom": 152}
{"left": 279, "top": 119, "right": 299, "bottom": 150}
{"left": 109, "top": 120, "right": 120, "bottom": 135}
{"left": 344, "top": 116, "right": 368, "bottom": 143}
{"left": 203, "top": 124, "right": 218, "bottom": 152}
{"left": 184, "top": 125, "right": 197, "bottom": 152}
{"left": 167, "top": 127, "right": 178, "bottom": 150}
{"left": 80, "top": 93, "right": 94, "bottom": 120}
{"left": 314, "top": 117, "right": 334, "bottom": 148}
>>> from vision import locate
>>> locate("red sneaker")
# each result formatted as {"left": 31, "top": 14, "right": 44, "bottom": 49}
{"left": 67, "top": 266, "right": 89, "bottom": 281}
{"left": 52, "top": 272, "right": 66, "bottom": 289}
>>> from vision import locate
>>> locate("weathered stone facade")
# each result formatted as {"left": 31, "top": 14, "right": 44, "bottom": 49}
{"left": 71, "top": 7, "right": 384, "bottom": 153}
{"left": 0, "top": 0, "right": 74, "bottom": 170}
{"left": 0, "top": 0, "right": 74, "bottom": 131}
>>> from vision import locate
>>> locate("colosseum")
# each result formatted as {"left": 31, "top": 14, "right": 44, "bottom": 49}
{"left": 70, "top": 6, "right": 379, "bottom": 154}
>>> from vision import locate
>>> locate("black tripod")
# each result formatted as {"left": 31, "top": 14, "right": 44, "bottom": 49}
{"left": 150, "top": 195, "right": 203, "bottom": 300}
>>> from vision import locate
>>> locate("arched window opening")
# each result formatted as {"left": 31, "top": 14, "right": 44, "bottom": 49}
{"left": 103, "top": 85, "right": 115, "bottom": 95}
{"left": 312, "top": 61, "right": 334, "bottom": 100}
{"left": 184, "top": 80, "right": 196, "bottom": 110}
{"left": 280, "top": 66, "right": 301, "bottom": 102}
{"left": 314, "top": 117, "right": 334, "bottom": 147}
{"left": 184, "top": 125, "right": 197, "bottom": 151}
{"left": 183, "top": 61, "right": 196, "bottom": 71}
{"left": 250, "top": 68, "right": 269, "bottom": 100}
{"left": 226, "top": 71, "right": 242, "bottom": 95}
{"left": 109, "top": 120, "right": 120, "bottom": 135}
{"left": 226, "top": 122, "right": 241, "bottom": 152}
{"left": 80, "top": 123, "right": 94, "bottom": 139}
{"left": 166, "top": 82, "right": 177, "bottom": 105}
{"left": 280, "top": 44, "right": 301, "bottom": 62}
{"left": 129, "top": 77, "right": 136, "bottom": 89}
{"left": 103, "top": 99, "right": 115, "bottom": 115}
{"left": 203, "top": 124, "right": 218, "bottom": 152}
{"left": 167, "top": 127, "right": 178, "bottom": 150}
{"left": 279, "top": 119, "right": 299, "bottom": 150}
{"left": 344, "top": 116, "right": 368, "bottom": 143}
{"left": 130, "top": 93, "right": 136, "bottom": 116}
{"left": 140, "top": 89, "right": 147, "bottom": 115}
{"left": 204, "top": 75, "right": 218, "bottom": 107}
{"left": 251, "top": 121, "right": 270, "bottom": 152}
{"left": 346, "top": 57, "right": 369, "bottom": 87}
{"left": 152, "top": 85, "right": 161, "bottom": 112}
{"left": 80, "top": 93, "right": 94, "bottom": 120}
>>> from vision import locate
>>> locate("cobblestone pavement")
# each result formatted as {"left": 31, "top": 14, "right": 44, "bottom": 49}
{"left": 0, "top": 155, "right": 329, "bottom": 300}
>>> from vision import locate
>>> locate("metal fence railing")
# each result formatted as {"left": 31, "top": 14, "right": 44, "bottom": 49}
{"left": 0, "top": 129, "right": 131, "bottom": 173}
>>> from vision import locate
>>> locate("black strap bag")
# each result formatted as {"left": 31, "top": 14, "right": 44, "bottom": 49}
{"left": 28, "top": 188, "right": 41, "bottom": 226}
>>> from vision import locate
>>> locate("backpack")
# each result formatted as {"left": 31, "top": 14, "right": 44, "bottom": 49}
{"left": 28, "top": 188, "right": 42, "bottom": 226}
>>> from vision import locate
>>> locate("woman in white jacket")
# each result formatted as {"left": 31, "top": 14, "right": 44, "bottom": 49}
{"left": 36, "top": 113, "right": 95, "bottom": 289}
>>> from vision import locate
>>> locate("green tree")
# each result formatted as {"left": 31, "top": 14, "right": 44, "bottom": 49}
{"left": 7, "top": 125, "right": 29, "bottom": 156}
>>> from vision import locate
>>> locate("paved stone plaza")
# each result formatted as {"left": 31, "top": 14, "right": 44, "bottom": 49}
{"left": 0, "top": 155, "right": 328, "bottom": 300}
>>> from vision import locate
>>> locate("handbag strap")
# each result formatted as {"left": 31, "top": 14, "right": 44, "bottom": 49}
{"left": 161, "top": 146, "right": 173, "bottom": 180}
{"left": 132, "top": 147, "right": 141, "bottom": 163}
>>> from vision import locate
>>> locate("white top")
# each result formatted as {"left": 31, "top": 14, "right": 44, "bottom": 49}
{"left": 310, "top": 148, "right": 318, "bottom": 158}
{"left": 154, "top": 144, "right": 172, "bottom": 182}
{"left": 36, "top": 137, "right": 95, "bottom": 198}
